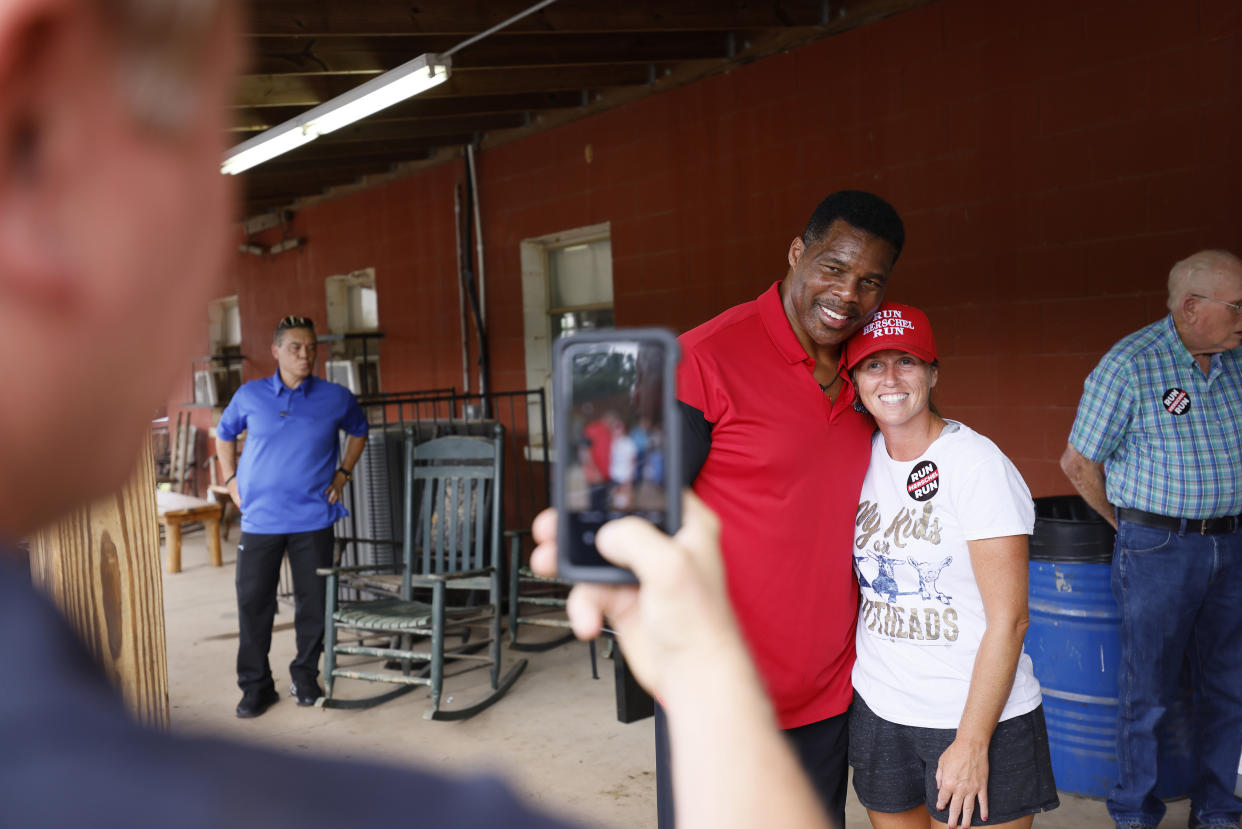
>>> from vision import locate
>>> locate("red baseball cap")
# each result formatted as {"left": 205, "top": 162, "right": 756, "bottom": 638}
{"left": 844, "top": 302, "right": 938, "bottom": 369}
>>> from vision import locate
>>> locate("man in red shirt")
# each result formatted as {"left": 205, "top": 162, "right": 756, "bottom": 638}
{"left": 580, "top": 411, "right": 614, "bottom": 510}
{"left": 671, "top": 190, "right": 905, "bottom": 827}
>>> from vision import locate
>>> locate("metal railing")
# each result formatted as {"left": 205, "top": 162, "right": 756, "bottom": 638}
{"left": 333, "top": 387, "right": 550, "bottom": 570}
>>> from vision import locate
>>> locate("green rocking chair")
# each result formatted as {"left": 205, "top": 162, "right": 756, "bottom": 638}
{"left": 319, "top": 424, "right": 526, "bottom": 719}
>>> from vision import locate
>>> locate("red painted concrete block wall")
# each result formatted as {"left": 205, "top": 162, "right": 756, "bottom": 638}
{"left": 169, "top": 0, "right": 1242, "bottom": 500}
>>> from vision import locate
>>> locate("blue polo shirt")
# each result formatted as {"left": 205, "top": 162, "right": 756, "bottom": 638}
{"left": 217, "top": 373, "right": 368, "bottom": 534}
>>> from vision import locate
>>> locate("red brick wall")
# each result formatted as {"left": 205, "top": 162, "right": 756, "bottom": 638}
{"left": 170, "top": 0, "right": 1242, "bottom": 499}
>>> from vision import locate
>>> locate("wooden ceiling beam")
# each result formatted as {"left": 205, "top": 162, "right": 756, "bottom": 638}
{"left": 268, "top": 137, "right": 474, "bottom": 167}
{"left": 246, "top": 1, "right": 826, "bottom": 37}
{"left": 244, "top": 158, "right": 411, "bottom": 185}
{"left": 244, "top": 31, "right": 734, "bottom": 76}
{"left": 311, "top": 112, "right": 529, "bottom": 145}
{"left": 236, "top": 64, "right": 659, "bottom": 108}
{"left": 231, "top": 90, "right": 583, "bottom": 133}
{"left": 256, "top": 146, "right": 442, "bottom": 173}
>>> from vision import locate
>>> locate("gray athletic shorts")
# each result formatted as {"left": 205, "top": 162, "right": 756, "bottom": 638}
{"left": 849, "top": 694, "right": 1060, "bottom": 825}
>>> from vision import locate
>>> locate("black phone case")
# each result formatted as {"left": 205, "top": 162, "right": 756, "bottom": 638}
{"left": 552, "top": 327, "right": 682, "bottom": 583}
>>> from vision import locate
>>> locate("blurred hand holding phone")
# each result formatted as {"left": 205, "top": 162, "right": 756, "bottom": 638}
{"left": 553, "top": 328, "right": 682, "bottom": 583}
{"left": 539, "top": 344, "right": 835, "bottom": 828}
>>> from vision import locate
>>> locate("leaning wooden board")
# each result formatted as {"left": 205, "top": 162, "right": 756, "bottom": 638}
{"left": 29, "top": 437, "right": 170, "bottom": 727}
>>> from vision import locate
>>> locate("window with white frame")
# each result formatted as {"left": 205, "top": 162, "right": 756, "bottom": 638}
{"left": 325, "top": 268, "right": 381, "bottom": 394}
{"left": 199, "top": 296, "right": 243, "bottom": 405}
{"left": 520, "top": 222, "right": 614, "bottom": 454}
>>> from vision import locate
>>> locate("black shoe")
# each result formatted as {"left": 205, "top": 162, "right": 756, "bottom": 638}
{"left": 235, "top": 686, "right": 280, "bottom": 718}
{"left": 290, "top": 680, "right": 323, "bottom": 707}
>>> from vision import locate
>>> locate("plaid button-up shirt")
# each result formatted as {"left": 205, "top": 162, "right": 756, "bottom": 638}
{"left": 1069, "top": 315, "right": 1242, "bottom": 519}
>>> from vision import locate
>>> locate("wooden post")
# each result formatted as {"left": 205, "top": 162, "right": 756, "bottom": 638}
{"left": 28, "top": 435, "right": 170, "bottom": 729}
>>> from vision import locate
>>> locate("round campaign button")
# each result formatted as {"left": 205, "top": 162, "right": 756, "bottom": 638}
{"left": 907, "top": 460, "right": 940, "bottom": 502}
{"left": 1162, "top": 388, "right": 1191, "bottom": 416}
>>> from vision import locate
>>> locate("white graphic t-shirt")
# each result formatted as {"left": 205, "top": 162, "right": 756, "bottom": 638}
{"left": 851, "top": 420, "right": 1042, "bottom": 729}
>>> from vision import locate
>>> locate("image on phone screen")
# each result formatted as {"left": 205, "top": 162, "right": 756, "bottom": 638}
{"left": 563, "top": 339, "right": 669, "bottom": 569}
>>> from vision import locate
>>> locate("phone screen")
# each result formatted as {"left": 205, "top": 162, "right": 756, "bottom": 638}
{"left": 562, "top": 338, "right": 671, "bottom": 570}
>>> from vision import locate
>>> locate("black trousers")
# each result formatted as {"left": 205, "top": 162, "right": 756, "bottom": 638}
{"left": 785, "top": 710, "right": 850, "bottom": 827}
{"left": 655, "top": 703, "right": 849, "bottom": 828}
{"left": 235, "top": 527, "right": 334, "bottom": 692}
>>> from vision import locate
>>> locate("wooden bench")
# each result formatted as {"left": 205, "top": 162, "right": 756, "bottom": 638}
{"left": 156, "top": 490, "right": 223, "bottom": 574}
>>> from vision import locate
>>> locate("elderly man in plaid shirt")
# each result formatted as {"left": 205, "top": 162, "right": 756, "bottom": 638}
{"left": 1061, "top": 249, "right": 1242, "bottom": 829}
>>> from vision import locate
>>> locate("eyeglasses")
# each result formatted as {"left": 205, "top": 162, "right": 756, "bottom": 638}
{"left": 1190, "top": 295, "right": 1242, "bottom": 315}
{"left": 277, "top": 315, "right": 314, "bottom": 329}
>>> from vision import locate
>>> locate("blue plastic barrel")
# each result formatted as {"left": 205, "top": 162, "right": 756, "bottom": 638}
{"left": 1025, "top": 496, "right": 1191, "bottom": 799}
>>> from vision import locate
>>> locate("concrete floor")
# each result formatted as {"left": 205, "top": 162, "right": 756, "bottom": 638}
{"left": 163, "top": 531, "right": 1190, "bottom": 828}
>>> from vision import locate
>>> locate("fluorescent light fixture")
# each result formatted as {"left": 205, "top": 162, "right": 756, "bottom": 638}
{"left": 222, "top": 53, "right": 450, "bottom": 175}
{"left": 223, "top": 128, "right": 315, "bottom": 175}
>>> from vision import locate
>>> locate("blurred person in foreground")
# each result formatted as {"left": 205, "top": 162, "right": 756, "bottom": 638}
{"left": 0, "top": 1, "right": 833, "bottom": 827}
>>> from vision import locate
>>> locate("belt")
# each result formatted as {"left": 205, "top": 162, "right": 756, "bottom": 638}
{"left": 1117, "top": 508, "right": 1242, "bottom": 536}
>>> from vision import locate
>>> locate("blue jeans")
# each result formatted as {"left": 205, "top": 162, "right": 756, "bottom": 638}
{"left": 1108, "top": 519, "right": 1242, "bottom": 828}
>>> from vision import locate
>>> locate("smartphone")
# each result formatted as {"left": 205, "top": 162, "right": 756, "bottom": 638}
{"left": 553, "top": 328, "right": 682, "bottom": 583}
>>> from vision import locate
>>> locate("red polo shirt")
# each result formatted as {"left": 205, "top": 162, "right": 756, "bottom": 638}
{"left": 677, "top": 281, "right": 874, "bottom": 729}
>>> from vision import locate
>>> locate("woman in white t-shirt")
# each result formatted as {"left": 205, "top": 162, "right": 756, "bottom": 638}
{"left": 843, "top": 303, "right": 1058, "bottom": 829}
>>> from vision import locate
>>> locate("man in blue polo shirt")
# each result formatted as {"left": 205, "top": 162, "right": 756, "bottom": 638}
{"left": 216, "top": 315, "right": 368, "bottom": 718}
{"left": 1061, "top": 250, "right": 1242, "bottom": 829}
